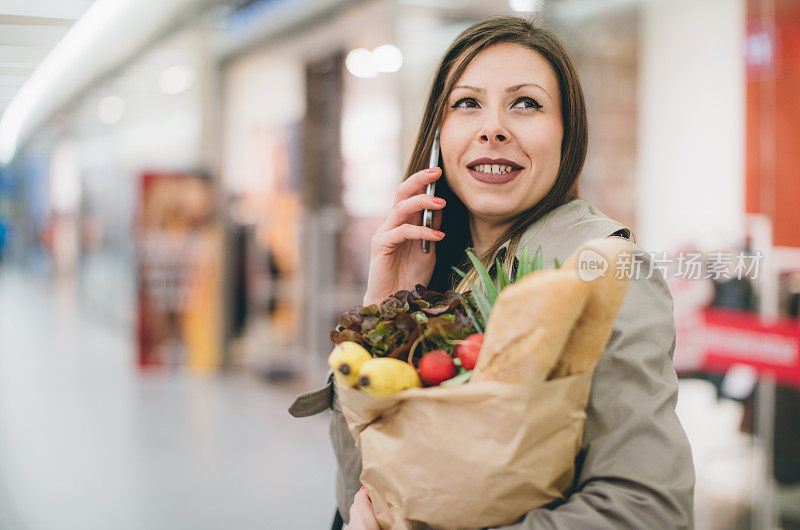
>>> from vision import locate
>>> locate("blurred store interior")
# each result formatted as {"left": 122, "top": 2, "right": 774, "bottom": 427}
{"left": 1, "top": 0, "right": 799, "bottom": 528}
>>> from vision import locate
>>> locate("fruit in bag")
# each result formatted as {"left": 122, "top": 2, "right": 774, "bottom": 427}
{"left": 454, "top": 333, "right": 483, "bottom": 370}
{"left": 358, "top": 358, "right": 422, "bottom": 397}
{"left": 417, "top": 350, "right": 457, "bottom": 386}
{"left": 328, "top": 341, "right": 372, "bottom": 387}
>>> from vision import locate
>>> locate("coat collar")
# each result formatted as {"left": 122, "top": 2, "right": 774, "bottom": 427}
{"left": 487, "top": 199, "right": 630, "bottom": 275}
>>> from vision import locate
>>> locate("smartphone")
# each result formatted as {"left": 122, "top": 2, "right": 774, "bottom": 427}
{"left": 421, "top": 127, "right": 441, "bottom": 254}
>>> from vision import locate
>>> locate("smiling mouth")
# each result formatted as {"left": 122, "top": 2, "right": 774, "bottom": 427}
{"left": 469, "top": 163, "right": 517, "bottom": 175}
{"left": 466, "top": 165, "right": 523, "bottom": 184}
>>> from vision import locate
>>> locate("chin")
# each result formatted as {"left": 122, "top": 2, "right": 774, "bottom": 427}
{"left": 463, "top": 198, "right": 518, "bottom": 221}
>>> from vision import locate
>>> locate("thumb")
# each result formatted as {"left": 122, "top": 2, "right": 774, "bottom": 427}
{"left": 354, "top": 486, "right": 371, "bottom": 504}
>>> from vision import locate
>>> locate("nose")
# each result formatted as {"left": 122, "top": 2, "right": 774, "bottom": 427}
{"left": 480, "top": 130, "right": 507, "bottom": 142}
{"left": 477, "top": 113, "right": 510, "bottom": 144}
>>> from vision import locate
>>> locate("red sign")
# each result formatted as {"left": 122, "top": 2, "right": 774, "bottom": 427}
{"left": 700, "top": 307, "right": 800, "bottom": 387}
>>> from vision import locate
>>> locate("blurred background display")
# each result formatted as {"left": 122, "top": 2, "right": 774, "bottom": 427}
{"left": 136, "top": 172, "right": 222, "bottom": 369}
{"left": 0, "top": 0, "right": 799, "bottom": 528}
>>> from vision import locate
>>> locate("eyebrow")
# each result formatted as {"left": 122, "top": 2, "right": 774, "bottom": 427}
{"left": 453, "top": 83, "right": 551, "bottom": 98}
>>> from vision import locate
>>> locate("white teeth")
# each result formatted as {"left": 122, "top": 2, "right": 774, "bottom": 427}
{"left": 472, "top": 164, "right": 514, "bottom": 174}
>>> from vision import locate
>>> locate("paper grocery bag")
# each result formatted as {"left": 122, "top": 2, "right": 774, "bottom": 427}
{"left": 335, "top": 369, "right": 594, "bottom": 530}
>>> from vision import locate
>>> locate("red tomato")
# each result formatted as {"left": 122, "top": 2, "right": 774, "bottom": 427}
{"left": 454, "top": 333, "right": 483, "bottom": 370}
{"left": 417, "top": 350, "right": 457, "bottom": 386}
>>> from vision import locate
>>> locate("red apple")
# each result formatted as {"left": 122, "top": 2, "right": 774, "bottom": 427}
{"left": 417, "top": 350, "right": 457, "bottom": 386}
{"left": 454, "top": 333, "right": 483, "bottom": 371}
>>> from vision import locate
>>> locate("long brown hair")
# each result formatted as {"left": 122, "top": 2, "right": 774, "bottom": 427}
{"left": 410, "top": 16, "right": 587, "bottom": 293}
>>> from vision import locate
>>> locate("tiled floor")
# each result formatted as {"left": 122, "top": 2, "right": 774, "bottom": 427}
{"left": 0, "top": 267, "right": 337, "bottom": 530}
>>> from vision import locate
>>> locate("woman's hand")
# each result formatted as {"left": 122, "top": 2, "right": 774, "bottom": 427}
{"left": 348, "top": 486, "right": 380, "bottom": 530}
{"left": 363, "top": 167, "right": 446, "bottom": 306}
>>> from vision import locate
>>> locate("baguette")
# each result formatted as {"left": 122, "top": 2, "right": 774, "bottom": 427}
{"left": 546, "top": 237, "right": 634, "bottom": 379}
{"left": 472, "top": 270, "right": 591, "bottom": 383}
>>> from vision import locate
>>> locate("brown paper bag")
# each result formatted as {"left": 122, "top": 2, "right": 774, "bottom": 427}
{"left": 335, "top": 238, "right": 632, "bottom": 528}
{"left": 336, "top": 369, "right": 594, "bottom": 529}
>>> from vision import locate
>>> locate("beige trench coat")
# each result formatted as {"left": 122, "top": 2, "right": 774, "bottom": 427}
{"left": 289, "top": 198, "right": 696, "bottom": 529}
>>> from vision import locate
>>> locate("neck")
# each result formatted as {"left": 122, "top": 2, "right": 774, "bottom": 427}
{"left": 468, "top": 214, "right": 514, "bottom": 257}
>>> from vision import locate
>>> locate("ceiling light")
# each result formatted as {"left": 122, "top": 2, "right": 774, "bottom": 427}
{"left": 97, "top": 95, "right": 125, "bottom": 124}
{"left": 158, "top": 65, "right": 195, "bottom": 95}
{"left": 372, "top": 44, "right": 403, "bottom": 73}
{"left": 509, "top": 0, "right": 543, "bottom": 12}
{"left": 345, "top": 48, "right": 377, "bottom": 79}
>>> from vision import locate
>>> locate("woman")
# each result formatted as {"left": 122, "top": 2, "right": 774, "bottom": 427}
{"left": 291, "top": 15, "right": 695, "bottom": 529}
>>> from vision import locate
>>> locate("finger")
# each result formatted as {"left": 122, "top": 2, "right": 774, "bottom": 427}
{"left": 391, "top": 167, "right": 441, "bottom": 210}
{"left": 382, "top": 194, "right": 445, "bottom": 232}
{"left": 350, "top": 488, "right": 378, "bottom": 529}
{"left": 372, "top": 223, "right": 444, "bottom": 252}
{"left": 349, "top": 490, "right": 368, "bottom": 522}
{"left": 354, "top": 488, "right": 371, "bottom": 504}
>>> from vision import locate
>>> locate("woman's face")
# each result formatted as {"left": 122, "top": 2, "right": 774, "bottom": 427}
{"left": 440, "top": 43, "right": 563, "bottom": 225}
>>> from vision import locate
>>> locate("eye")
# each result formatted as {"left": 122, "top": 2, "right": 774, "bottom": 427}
{"left": 511, "top": 97, "right": 542, "bottom": 110}
{"left": 450, "top": 98, "right": 478, "bottom": 109}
